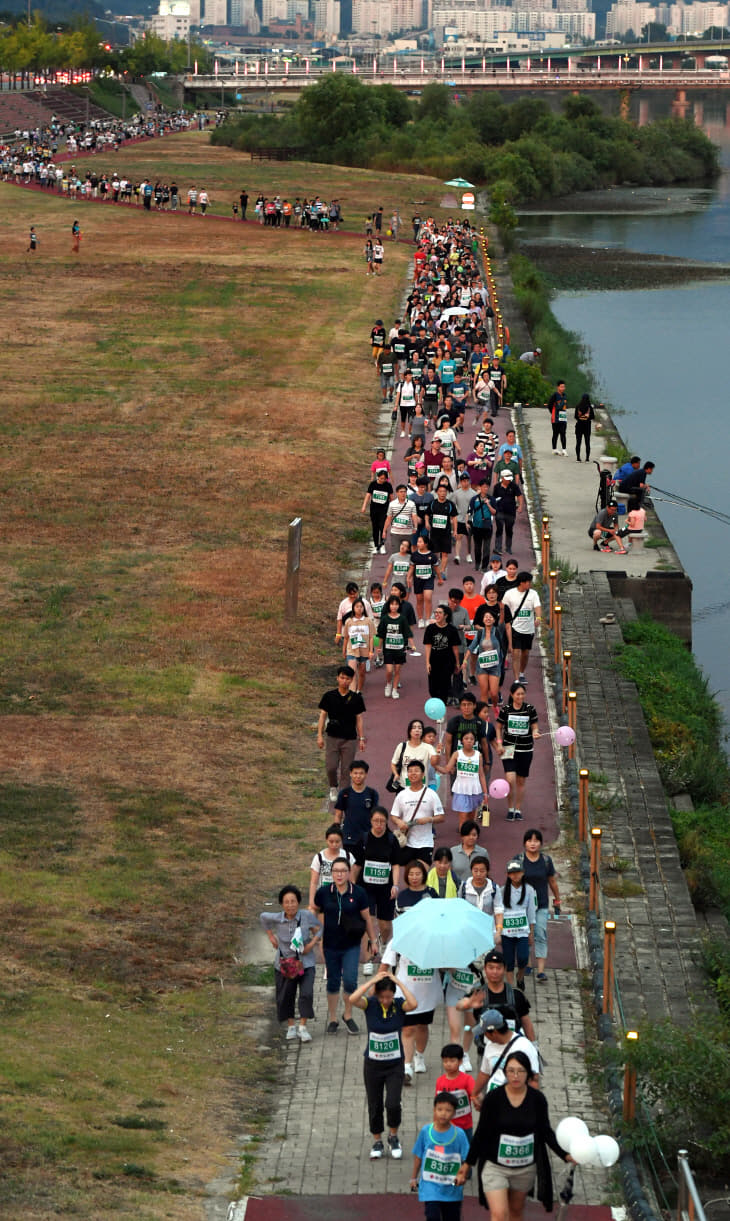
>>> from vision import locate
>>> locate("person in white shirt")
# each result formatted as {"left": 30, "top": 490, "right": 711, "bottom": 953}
{"left": 471, "top": 1008, "right": 540, "bottom": 1104}
{"left": 389, "top": 761, "right": 444, "bottom": 868}
{"left": 502, "top": 573, "right": 542, "bottom": 683}
{"left": 480, "top": 555, "right": 507, "bottom": 597}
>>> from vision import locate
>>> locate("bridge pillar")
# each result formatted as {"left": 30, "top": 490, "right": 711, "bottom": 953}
{"left": 619, "top": 89, "right": 631, "bottom": 120}
{"left": 638, "top": 97, "right": 649, "bottom": 125}
{"left": 672, "top": 88, "right": 688, "bottom": 117}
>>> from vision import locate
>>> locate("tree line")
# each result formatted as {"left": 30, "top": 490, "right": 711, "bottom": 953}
{"left": 212, "top": 78, "right": 720, "bottom": 204}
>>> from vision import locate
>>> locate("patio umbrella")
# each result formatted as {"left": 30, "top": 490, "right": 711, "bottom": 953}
{"left": 444, "top": 177, "right": 475, "bottom": 189}
{"left": 439, "top": 306, "right": 470, "bottom": 322}
{"left": 391, "top": 897, "right": 494, "bottom": 968}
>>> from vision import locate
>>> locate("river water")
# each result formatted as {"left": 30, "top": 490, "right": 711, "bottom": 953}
{"left": 518, "top": 91, "right": 730, "bottom": 736}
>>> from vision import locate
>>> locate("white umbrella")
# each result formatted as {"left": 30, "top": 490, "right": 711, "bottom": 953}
{"left": 439, "top": 306, "right": 470, "bottom": 323}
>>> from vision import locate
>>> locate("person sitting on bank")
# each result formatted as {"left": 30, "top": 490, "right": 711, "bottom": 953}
{"left": 589, "top": 504, "right": 626, "bottom": 554}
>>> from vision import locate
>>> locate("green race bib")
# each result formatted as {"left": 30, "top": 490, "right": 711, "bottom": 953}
{"left": 406, "top": 964, "right": 435, "bottom": 980}
{"left": 503, "top": 912, "right": 529, "bottom": 934}
{"left": 507, "top": 714, "right": 530, "bottom": 736}
{"left": 478, "top": 649, "right": 499, "bottom": 669}
{"left": 362, "top": 860, "right": 390, "bottom": 885}
{"left": 368, "top": 1031, "right": 401, "bottom": 1061}
{"left": 423, "top": 1149, "right": 461, "bottom": 1185}
{"left": 497, "top": 1133, "right": 534, "bottom": 1167}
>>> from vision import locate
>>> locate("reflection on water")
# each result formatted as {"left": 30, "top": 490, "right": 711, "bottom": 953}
{"left": 518, "top": 91, "right": 730, "bottom": 732}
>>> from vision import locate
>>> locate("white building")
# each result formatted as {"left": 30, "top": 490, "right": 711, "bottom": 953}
{"left": 261, "top": 0, "right": 288, "bottom": 21}
{"left": 311, "top": 0, "right": 341, "bottom": 34}
{"left": 150, "top": 0, "right": 191, "bottom": 38}
{"left": 351, "top": 0, "right": 394, "bottom": 33}
{"left": 203, "top": 0, "right": 228, "bottom": 23}
{"left": 605, "top": 0, "right": 656, "bottom": 35}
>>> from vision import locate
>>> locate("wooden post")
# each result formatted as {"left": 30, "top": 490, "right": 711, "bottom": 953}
{"left": 562, "top": 650, "right": 572, "bottom": 712}
{"left": 603, "top": 921, "right": 616, "bottom": 1015}
{"left": 548, "top": 570, "right": 557, "bottom": 626}
{"left": 589, "top": 826, "right": 602, "bottom": 913}
{"left": 623, "top": 1031, "right": 639, "bottom": 1121}
{"left": 284, "top": 516, "right": 302, "bottom": 622}
{"left": 567, "top": 691, "right": 577, "bottom": 758}
{"left": 578, "top": 768, "right": 589, "bottom": 841}
{"left": 542, "top": 531, "right": 550, "bottom": 574}
{"left": 553, "top": 605, "right": 562, "bottom": 664}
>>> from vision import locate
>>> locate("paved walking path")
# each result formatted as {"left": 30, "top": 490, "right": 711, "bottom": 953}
{"left": 213, "top": 385, "right": 621, "bottom": 1218}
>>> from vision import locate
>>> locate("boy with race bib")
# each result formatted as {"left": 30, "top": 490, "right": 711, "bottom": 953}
{"left": 411, "top": 1091, "right": 471, "bottom": 1220}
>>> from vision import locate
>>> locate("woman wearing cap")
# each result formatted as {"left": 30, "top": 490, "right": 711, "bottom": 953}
{"left": 495, "top": 682, "right": 540, "bottom": 821}
{"left": 349, "top": 971, "right": 418, "bottom": 1160}
{"left": 465, "top": 616, "right": 503, "bottom": 719}
{"left": 378, "top": 594, "right": 413, "bottom": 700}
{"left": 456, "top": 1049, "right": 572, "bottom": 1215}
{"left": 499, "top": 859, "right": 536, "bottom": 991}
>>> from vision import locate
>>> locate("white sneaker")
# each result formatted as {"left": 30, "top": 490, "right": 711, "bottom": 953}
{"left": 329, "top": 787, "right": 338, "bottom": 803}
{"left": 404, "top": 1063, "right": 413, "bottom": 1085}
{"left": 418, "top": 618, "right": 425, "bottom": 628}
{"left": 460, "top": 1054, "right": 472, "bottom": 1072}
{"left": 286, "top": 1026, "right": 298, "bottom": 1041}
{"left": 363, "top": 961, "right": 375, "bottom": 976}
{"left": 297, "top": 1026, "right": 312, "bottom": 1042}
{"left": 391, "top": 689, "right": 400, "bottom": 700}
{"left": 467, "top": 555, "right": 473, "bottom": 563}
{"left": 384, "top": 682, "right": 392, "bottom": 697}
{"left": 413, "top": 1051, "right": 426, "bottom": 1073}
{"left": 400, "top": 430, "right": 406, "bottom": 437}
{"left": 379, "top": 544, "right": 386, "bottom": 554}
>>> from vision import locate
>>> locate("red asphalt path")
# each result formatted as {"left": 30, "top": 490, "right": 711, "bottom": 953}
{"left": 244, "top": 1195, "right": 611, "bottom": 1220}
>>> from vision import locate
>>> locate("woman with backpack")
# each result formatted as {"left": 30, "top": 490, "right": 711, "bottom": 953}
{"left": 499, "top": 859, "right": 537, "bottom": 991}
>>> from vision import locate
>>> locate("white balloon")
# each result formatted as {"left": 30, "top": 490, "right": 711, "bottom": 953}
{"left": 571, "top": 1134, "right": 600, "bottom": 1166}
{"left": 594, "top": 1134, "right": 620, "bottom": 1168}
{"left": 555, "top": 1116, "right": 589, "bottom": 1153}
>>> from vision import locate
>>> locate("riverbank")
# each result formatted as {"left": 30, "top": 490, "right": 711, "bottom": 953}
{"left": 518, "top": 241, "right": 730, "bottom": 290}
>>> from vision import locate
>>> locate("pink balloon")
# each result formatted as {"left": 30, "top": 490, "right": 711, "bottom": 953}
{"left": 489, "top": 778, "right": 510, "bottom": 800}
{"left": 555, "top": 725, "right": 576, "bottom": 747}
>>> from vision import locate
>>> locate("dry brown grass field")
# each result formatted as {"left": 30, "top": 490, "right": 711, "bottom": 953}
{"left": 0, "top": 131, "right": 458, "bottom": 1217}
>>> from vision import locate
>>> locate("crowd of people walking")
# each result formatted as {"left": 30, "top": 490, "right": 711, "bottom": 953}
{"left": 261, "top": 214, "right": 572, "bottom": 1219}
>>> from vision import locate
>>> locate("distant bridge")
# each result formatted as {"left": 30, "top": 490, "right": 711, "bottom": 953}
{"left": 184, "top": 66, "right": 730, "bottom": 96}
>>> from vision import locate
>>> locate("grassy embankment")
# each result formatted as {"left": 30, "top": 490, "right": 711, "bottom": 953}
{"left": 0, "top": 130, "right": 446, "bottom": 1218}
{"left": 613, "top": 617, "right": 730, "bottom": 1170}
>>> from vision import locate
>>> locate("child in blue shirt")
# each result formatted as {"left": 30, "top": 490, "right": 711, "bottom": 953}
{"left": 410, "top": 1092, "right": 471, "bottom": 1220}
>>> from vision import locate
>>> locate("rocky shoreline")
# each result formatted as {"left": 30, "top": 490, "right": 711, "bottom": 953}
{"left": 517, "top": 239, "right": 730, "bottom": 290}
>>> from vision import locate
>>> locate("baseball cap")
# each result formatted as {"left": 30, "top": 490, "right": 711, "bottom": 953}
{"left": 501, "top": 471, "right": 514, "bottom": 481}
{"left": 481, "top": 1008, "right": 509, "bottom": 1032}
{"left": 506, "top": 859, "right": 524, "bottom": 873}
{"left": 484, "top": 949, "right": 505, "bottom": 964}
{"left": 459, "top": 472, "right": 470, "bottom": 482}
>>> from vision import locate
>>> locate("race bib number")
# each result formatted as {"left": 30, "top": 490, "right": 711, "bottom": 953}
{"left": 478, "top": 649, "right": 499, "bottom": 669}
{"left": 362, "top": 860, "right": 390, "bottom": 885}
{"left": 503, "top": 911, "right": 529, "bottom": 935}
{"left": 432, "top": 513, "right": 448, "bottom": 530}
{"left": 558, "top": 410, "right": 567, "bottom": 422}
{"left": 349, "top": 634, "right": 366, "bottom": 649}
{"left": 451, "top": 1088, "right": 472, "bottom": 1120}
{"left": 406, "top": 964, "right": 435, "bottom": 981}
{"left": 386, "top": 630, "right": 404, "bottom": 650}
{"left": 394, "top": 559, "right": 411, "bottom": 576}
{"left": 422, "top": 1148, "right": 461, "bottom": 1185}
{"left": 368, "top": 1031, "right": 401, "bottom": 1061}
{"left": 458, "top": 759, "right": 479, "bottom": 775}
{"left": 415, "top": 564, "right": 432, "bottom": 580}
{"left": 427, "top": 464, "right": 441, "bottom": 479}
{"left": 497, "top": 1133, "right": 535, "bottom": 1168}
{"left": 507, "top": 714, "right": 530, "bottom": 736}
{"left": 372, "top": 490, "right": 388, "bottom": 505}
{"left": 450, "top": 968, "right": 477, "bottom": 991}
{"left": 393, "top": 511, "right": 411, "bottom": 530}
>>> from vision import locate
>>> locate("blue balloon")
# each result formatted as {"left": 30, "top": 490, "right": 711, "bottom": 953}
{"left": 424, "top": 697, "right": 446, "bottom": 721}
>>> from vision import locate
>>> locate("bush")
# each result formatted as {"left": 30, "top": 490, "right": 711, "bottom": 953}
{"left": 614, "top": 617, "right": 728, "bottom": 805}
{"left": 503, "top": 357, "right": 552, "bottom": 407}
{"left": 616, "top": 1017, "right": 730, "bottom": 1174}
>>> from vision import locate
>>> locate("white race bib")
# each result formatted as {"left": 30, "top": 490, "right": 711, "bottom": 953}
{"left": 368, "top": 1031, "right": 401, "bottom": 1061}
{"left": 422, "top": 1147, "right": 462, "bottom": 1185}
{"left": 497, "top": 1132, "right": 534, "bottom": 1167}
{"left": 362, "top": 860, "right": 390, "bottom": 885}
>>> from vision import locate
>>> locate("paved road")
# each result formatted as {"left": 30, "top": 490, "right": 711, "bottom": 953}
{"left": 210, "top": 393, "right": 619, "bottom": 1219}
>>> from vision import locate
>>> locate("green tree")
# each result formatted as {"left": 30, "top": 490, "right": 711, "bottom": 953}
{"left": 375, "top": 83, "right": 411, "bottom": 128}
{"left": 415, "top": 82, "right": 452, "bottom": 124}
{"left": 641, "top": 21, "right": 668, "bottom": 40}
{"left": 703, "top": 25, "right": 730, "bottom": 37}
{"left": 295, "top": 75, "right": 385, "bottom": 155}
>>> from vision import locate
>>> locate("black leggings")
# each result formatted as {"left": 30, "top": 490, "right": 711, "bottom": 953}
{"left": 363, "top": 1056, "right": 405, "bottom": 1134}
{"left": 471, "top": 526, "right": 493, "bottom": 569}
{"left": 551, "top": 422, "right": 567, "bottom": 451}
{"left": 575, "top": 422, "right": 591, "bottom": 459}
{"left": 370, "top": 509, "right": 388, "bottom": 548}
